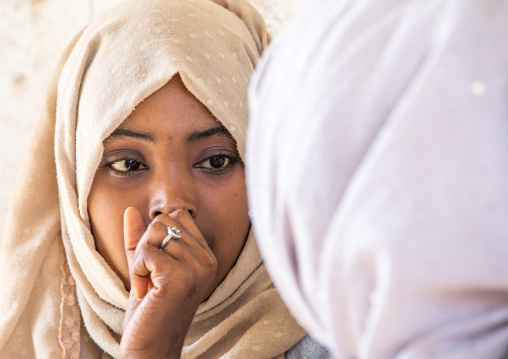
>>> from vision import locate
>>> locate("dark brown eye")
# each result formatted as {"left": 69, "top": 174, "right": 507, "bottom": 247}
{"left": 125, "top": 159, "right": 140, "bottom": 171}
{"left": 111, "top": 159, "right": 142, "bottom": 172}
{"left": 209, "top": 155, "right": 227, "bottom": 168}
{"left": 196, "top": 154, "right": 236, "bottom": 172}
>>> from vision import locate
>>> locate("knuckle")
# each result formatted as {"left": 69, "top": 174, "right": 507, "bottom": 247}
{"left": 130, "top": 256, "right": 144, "bottom": 276}
{"left": 203, "top": 255, "right": 217, "bottom": 275}
{"left": 148, "top": 220, "right": 166, "bottom": 234}
{"left": 132, "top": 247, "right": 153, "bottom": 272}
{"left": 137, "top": 245, "right": 148, "bottom": 258}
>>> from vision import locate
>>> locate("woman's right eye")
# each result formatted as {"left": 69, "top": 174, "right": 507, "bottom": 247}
{"left": 111, "top": 159, "right": 140, "bottom": 172}
{"left": 106, "top": 159, "right": 148, "bottom": 175}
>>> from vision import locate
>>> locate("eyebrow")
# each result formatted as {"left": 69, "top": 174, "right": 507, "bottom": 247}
{"left": 105, "top": 125, "right": 233, "bottom": 144}
{"left": 106, "top": 128, "right": 155, "bottom": 143}
{"left": 187, "top": 126, "right": 233, "bottom": 143}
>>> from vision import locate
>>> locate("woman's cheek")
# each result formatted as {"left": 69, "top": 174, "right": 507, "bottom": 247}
{"left": 88, "top": 178, "right": 132, "bottom": 288}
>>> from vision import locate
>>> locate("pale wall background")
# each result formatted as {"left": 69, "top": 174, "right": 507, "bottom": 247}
{"left": 0, "top": 0, "right": 305, "bottom": 240}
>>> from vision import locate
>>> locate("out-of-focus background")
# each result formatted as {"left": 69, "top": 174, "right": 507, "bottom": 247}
{"left": 0, "top": 0, "right": 304, "bottom": 240}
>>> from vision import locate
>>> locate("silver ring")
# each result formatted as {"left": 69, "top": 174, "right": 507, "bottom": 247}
{"left": 160, "top": 227, "right": 182, "bottom": 250}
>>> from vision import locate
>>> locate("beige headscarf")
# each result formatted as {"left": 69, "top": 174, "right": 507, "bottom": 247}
{"left": 0, "top": 0, "right": 305, "bottom": 357}
{"left": 248, "top": 0, "right": 508, "bottom": 358}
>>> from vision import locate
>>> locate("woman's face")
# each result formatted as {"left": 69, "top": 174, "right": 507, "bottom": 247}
{"left": 88, "top": 75, "right": 250, "bottom": 300}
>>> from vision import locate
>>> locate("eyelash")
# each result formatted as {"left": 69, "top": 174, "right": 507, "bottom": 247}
{"left": 195, "top": 152, "right": 239, "bottom": 175}
{"left": 101, "top": 152, "right": 239, "bottom": 178}
{"left": 102, "top": 157, "right": 148, "bottom": 178}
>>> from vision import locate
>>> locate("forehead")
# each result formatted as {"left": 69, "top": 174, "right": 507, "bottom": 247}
{"left": 105, "top": 76, "right": 236, "bottom": 145}
{"left": 121, "top": 76, "right": 223, "bottom": 133}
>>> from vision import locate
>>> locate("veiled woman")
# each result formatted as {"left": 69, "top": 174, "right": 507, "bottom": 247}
{"left": 0, "top": 0, "right": 329, "bottom": 357}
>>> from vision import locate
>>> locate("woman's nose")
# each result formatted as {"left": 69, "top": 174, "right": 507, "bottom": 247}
{"left": 148, "top": 177, "right": 197, "bottom": 220}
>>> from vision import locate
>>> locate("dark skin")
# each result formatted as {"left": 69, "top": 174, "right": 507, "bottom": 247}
{"left": 87, "top": 75, "right": 250, "bottom": 358}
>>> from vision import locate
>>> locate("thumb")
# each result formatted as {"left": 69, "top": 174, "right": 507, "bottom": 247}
{"left": 124, "top": 207, "right": 146, "bottom": 271}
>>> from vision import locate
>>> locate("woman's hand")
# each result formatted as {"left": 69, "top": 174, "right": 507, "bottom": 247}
{"left": 120, "top": 207, "right": 217, "bottom": 359}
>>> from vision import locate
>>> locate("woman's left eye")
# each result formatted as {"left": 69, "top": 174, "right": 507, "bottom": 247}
{"left": 195, "top": 154, "right": 240, "bottom": 173}
{"left": 199, "top": 155, "right": 231, "bottom": 169}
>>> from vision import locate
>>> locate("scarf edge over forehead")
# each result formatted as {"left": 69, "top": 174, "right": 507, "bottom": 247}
{"left": 0, "top": 0, "right": 304, "bottom": 358}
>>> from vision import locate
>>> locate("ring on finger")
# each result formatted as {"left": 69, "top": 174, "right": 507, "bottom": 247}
{"left": 160, "top": 226, "right": 182, "bottom": 250}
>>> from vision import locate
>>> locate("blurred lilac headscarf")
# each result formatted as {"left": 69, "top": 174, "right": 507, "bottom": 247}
{"left": 247, "top": 0, "right": 508, "bottom": 358}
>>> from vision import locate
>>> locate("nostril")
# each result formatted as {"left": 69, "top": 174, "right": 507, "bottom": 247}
{"left": 151, "top": 208, "right": 196, "bottom": 220}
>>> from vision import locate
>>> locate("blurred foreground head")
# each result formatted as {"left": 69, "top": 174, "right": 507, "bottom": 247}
{"left": 248, "top": 0, "right": 508, "bottom": 357}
